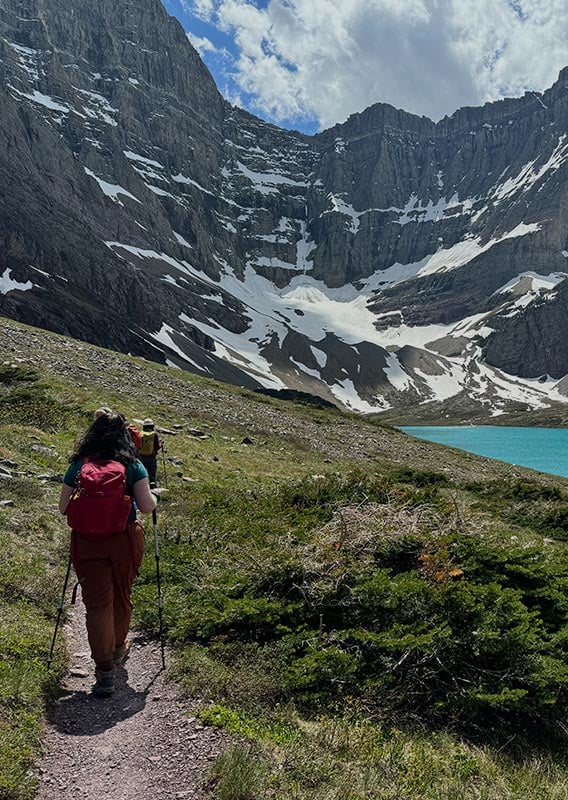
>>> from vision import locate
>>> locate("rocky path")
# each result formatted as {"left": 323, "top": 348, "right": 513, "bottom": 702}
{"left": 36, "top": 591, "right": 224, "bottom": 800}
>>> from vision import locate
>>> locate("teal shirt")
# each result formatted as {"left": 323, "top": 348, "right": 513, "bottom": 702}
{"left": 63, "top": 459, "right": 148, "bottom": 521}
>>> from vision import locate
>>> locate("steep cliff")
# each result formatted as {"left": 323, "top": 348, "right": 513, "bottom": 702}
{"left": 1, "top": 0, "right": 568, "bottom": 414}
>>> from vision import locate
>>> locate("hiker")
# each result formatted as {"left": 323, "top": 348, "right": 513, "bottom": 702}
{"left": 138, "top": 417, "right": 162, "bottom": 487}
{"left": 124, "top": 415, "right": 143, "bottom": 451}
{"left": 59, "top": 412, "right": 156, "bottom": 697}
{"left": 95, "top": 406, "right": 142, "bottom": 450}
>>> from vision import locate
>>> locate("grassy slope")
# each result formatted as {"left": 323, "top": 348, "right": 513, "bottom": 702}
{"left": 2, "top": 315, "right": 568, "bottom": 800}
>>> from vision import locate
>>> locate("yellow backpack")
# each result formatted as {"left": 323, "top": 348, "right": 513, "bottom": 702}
{"left": 139, "top": 431, "right": 155, "bottom": 456}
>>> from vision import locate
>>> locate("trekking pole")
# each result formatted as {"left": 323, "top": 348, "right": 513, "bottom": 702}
{"left": 152, "top": 505, "right": 166, "bottom": 670}
{"left": 159, "top": 446, "right": 170, "bottom": 540}
{"left": 161, "top": 444, "right": 168, "bottom": 489}
{"left": 47, "top": 555, "right": 72, "bottom": 669}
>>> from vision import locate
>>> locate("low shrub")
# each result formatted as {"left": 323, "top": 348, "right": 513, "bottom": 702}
{"left": 0, "top": 365, "right": 40, "bottom": 386}
{"left": 464, "top": 479, "right": 568, "bottom": 541}
{"left": 143, "top": 474, "right": 568, "bottom": 736}
{"left": 464, "top": 480, "right": 563, "bottom": 504}
{"left": 205, "top": 744, "right": 269, "bottom": 800}
{"left": 390, "top": 467, "right": 451, "bottom": 488}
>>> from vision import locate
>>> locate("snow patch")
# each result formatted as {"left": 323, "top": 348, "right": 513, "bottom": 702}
{"left": 123, "top": 150, "right": 164, "bottom": 169}
{"left": 331, "top": 380, "right": 390, "bottom": 413}
{"left": 0, "top": 268, "right": 33, "bottom": 294}
{"left": 290, "top": 357, "right": 321, "bottom": 380}
{"left": 310, "top": 346, "right": 327, "bottom": 368}
{"left": 236, "top": 162, "right": 308, "bottom": 195}
{"left": 76, "top": 88, "right": 118, "bottom": 126}
{"left": 180, "top": 310, "right": 286, "bottom": 390}
{"left": 85, "top": 168, "right": 140, "bottom": 205}
{"left": 173, "top": 232, "right": 193, "bottom": 249}
{"left": 172, "top": 173, "right": 216, "bottom": 197}
{"left": 383, "top": 352, "right": 415, "bottom": 391}
{"left": 496, "top": 271, "right": 566, "bottom": 295}
{"left": 415, "top": 366, "right": 463, "bottom": 404}
{"left": 7, "top": 42, "right": 41, "bottom": 80}
{"left": 324, "top": 194, "right": 362, "bottom": 234}
{"left": 147, "top": 324, "right": 205, "bottom": 370}
{"left": 15, "top": 88, "right": 70, "bottom": 113}
{"left": 144, "top": 183, "right": 175, "bottom": 197}
{"left": 357, "top": 223, "right": 540, "bottom": 293}
{"left": 493, "top": 136, "right": 568, "bottom": 202}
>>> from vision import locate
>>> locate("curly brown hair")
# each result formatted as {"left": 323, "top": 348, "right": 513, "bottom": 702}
{"left": 70, "top": 412, "right": 137, "bottom": 465}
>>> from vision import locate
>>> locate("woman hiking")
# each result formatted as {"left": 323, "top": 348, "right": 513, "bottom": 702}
{"left": 59, "top": 411, "right": 156, "bottom": 697}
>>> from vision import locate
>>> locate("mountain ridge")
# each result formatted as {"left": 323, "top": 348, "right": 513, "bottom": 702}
{"left": 1, "top": 0, "right": 568, "bottom": 416}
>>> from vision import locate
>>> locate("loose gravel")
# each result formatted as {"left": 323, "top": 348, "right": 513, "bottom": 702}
{"left": 36, "top": 590, "right": 224, "bottom": 800}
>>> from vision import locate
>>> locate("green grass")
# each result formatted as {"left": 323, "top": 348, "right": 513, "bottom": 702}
{"left": 3, "top": 319, "right": 568, "bottom": 799}
{"left": 0, "top": 491, "right": 69, "bottom": 793}
{"left": 200, "top": 706, "right": 568, "bottom": 800}
{"left": 205, "top": 744, "right": 269, "bottom": 800}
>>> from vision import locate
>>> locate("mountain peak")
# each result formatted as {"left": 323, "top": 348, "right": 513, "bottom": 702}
{"left": 1, "top": 0, "right": 568, "bottom": 418}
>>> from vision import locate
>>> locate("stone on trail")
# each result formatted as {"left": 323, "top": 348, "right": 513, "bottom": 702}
{"left": 70, "top": 668, "right": 89, "bottom": 678}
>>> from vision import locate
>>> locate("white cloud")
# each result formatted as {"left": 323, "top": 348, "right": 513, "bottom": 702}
{"left": 181, "top": 0, "right": 216, "bottom": 21}
{"left": 195, "top": 0, "right": 568, "bottom": 129}
{"left": 186, "top": 31, "right": 218, "bottom": 55}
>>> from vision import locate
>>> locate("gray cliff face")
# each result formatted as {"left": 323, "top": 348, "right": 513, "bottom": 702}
{"left": 1, "top": 0, "right": 568, "bottom": 414}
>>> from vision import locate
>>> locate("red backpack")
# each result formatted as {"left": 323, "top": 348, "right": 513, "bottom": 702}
{"left": 66, "top": 458, "right": 132, "bottom": 537}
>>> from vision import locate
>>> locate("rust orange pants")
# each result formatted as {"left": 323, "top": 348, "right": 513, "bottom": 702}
{"left": 71, "top": 521, "right": 145, "bottom": 671}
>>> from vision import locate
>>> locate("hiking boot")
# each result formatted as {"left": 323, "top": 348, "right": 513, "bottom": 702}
{"left": 92, "top": 668, "right": 115, "bottom": 697}
{"left": 113, "top": 639, "right": 131, "bottom": 665}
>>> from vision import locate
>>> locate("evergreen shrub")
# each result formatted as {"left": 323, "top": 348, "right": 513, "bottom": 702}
{"left": 145, "top": 473, "right": 568, "bottom": 734}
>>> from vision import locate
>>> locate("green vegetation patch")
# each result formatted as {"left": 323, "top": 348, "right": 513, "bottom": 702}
{"left": 465, "top": 478, "right": 568, "bottom": 541}
{"left": 138, "top": 472, "right": 568, "bottom": 735}
{"left": 202, "top": 707, "right": 568, "bottom": 800}
{"left": 0, "top": 530, "right": 66, "bottom": 800}
{"left": 0, "top": 362, "right": 83, "bottom": 433}
{"left": 0, "top": 367, "right": 75, "bottom": 799}
{"left": 389, "top": 466, "right": 452, "bottom": 487}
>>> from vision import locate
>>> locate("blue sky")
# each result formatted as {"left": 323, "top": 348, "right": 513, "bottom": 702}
{"left": 162, "top": 0, "right": 321, "bottom": 132}
{"left": 161, "top": 0, "right": 568, "bottom": 135}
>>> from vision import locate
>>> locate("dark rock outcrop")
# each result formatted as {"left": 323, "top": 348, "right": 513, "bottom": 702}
{"left": 1, "top": 0, "right": 568, "bottom": 413}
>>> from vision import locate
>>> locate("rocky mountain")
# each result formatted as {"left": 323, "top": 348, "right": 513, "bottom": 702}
{"left": 1, "top": 0, "right": 568, "bottom": 416}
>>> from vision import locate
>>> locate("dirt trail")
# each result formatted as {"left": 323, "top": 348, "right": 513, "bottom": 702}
{"left": 36, "top": 590, "right": 224, "bottom": 800}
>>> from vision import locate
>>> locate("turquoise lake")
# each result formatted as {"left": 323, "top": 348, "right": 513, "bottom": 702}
{"left": 400, "top": 426, "right": 568, "bottom": 480}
